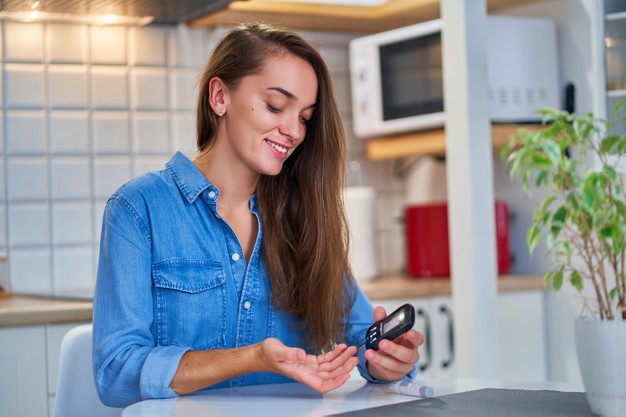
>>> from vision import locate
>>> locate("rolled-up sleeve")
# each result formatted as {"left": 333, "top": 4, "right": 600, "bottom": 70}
{"left": 93, "top": 194, "right": 190, "bottom": 408}
{"left": 344, "top": 283, "right": 418, "bottom": 383}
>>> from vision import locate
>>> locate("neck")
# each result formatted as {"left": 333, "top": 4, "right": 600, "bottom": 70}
{"left": 193, "top": 150, "right": 259, "bottom": 208}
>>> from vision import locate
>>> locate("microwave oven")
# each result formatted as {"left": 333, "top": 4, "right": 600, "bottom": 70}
{"left": 349, "top": 16, "right": 560, "bottom": 138}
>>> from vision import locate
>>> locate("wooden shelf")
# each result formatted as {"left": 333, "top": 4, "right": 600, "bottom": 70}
{"left": 365, "top": 123, "right": 544, "bottom": 161}
{"left": 360, "top": 274, "right": 545, "bottom": 301}
{"left": 188, "top": 0, "right": 543, "bottom": 32}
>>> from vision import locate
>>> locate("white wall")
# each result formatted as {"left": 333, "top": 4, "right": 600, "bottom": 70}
{"left": 0, "top": 22, "right": 213, "bottom": 297}
{"left": 494, "top": 0, "right": 602, "bottom": 384}
{"left": 0, "top": 22, "right": 406, "bottom": 297}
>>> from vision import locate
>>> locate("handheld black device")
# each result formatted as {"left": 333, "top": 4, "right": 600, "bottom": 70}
{"left": 364, "top": 303, "right": 415, "bottom": 350}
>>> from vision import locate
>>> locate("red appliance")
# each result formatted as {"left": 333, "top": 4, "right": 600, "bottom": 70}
{"left": 405, "top": 201, "right": 512, "bottom": 277}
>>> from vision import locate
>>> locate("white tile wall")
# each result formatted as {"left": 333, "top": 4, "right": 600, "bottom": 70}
{"left": 48, "top": 65, "right": 88, "bottom": 109}
{"left": 52, "top": 202, "right": 93, "bottom": 245}
{"left": 89, "top": 26, "right": 127, "bottom": 65}
{"left": 4, "top": 22, "right": 44, "bottom": 63}
{"left": 6, "top": 111, "right": 47, "bottom": 155}
{"left": 90, "top": 66, "right": 129, "bottom": 110}
{"left": 46, "top": 24, "right": 88, "bottom": 64}
{"left": 10, "top": 249, "right": 52, "bottom": 294}
{"left": 4, "top": 64, "right": 45, "bottom": 109}
{"left": 50, "top": 157, "right": 91, "bottom": 200}
{"left": 129, "top": 27, "right": 166, "bottom": 66}
{"left": 133, "top": 112, "right": 170, "bottom": 154}
{"left": 1, "top": 23, "right": 403, "bottom": 295}
{"left": 92, "top": 112, "right": 131, "bottom": 154}
{"left": 6, "top": 158, "right": 49, "bottom": 201}
{"left": 49, "top": 111, "right": 90, "bottom": 154}
{"left": 130, "top": 68, "right": 168, "bottom": 110}
{"left": 8, "top": 203, "right": 50, "bottom": 247}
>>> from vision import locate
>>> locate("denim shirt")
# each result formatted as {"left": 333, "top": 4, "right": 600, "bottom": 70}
{"left": 93, "top": 152, "right": 418, "bottom": 407}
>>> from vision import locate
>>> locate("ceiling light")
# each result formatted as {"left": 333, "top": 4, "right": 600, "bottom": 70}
{"left": 273, "top": 0, "right": 387, "bottom": 5}
{"left": 0, "top": 10, "right": 153, "bottom": 26}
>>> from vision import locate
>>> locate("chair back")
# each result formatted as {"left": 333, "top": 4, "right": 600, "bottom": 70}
{"left": 53, "top": 324, "right": 122, "bottom": 417}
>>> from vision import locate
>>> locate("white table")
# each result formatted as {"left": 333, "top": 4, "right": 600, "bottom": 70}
{"left": 122, "top": 379, "right": 584, "bottom": 417}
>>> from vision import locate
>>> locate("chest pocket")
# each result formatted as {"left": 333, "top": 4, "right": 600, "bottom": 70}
{"left": 153, "top": 260, "right": 227, "bottom": 349}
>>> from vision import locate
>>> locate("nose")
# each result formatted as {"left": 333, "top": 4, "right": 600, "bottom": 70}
{"left": 279, "top": 113, "right": 305, "bottom": 142}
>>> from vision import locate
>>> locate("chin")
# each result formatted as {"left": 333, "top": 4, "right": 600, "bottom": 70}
{"left": 257, "top": 163, "right": 284, "bottom": 177}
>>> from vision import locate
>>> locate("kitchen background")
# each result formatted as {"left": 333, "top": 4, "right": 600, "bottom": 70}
{"left": 4, "top": 1, "right": 625, "bottom": 415}
{"left": 0, "top": 16, "right": 556, "bottom": 298}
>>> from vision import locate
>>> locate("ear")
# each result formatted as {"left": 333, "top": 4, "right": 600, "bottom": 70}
{"left": 208, "top": 76, "right": 228, "bottom": 117}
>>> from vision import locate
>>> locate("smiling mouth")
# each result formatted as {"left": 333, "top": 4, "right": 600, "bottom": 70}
{"left": 266, "top": 140, "right": 288, "bottom": 154}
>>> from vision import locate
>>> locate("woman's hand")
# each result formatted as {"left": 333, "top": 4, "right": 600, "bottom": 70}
{"left": 364, "top": 306, "right": 425, "bottom": 381}
{"left": 257, "top": 338, "right": 358, "bottom": 393}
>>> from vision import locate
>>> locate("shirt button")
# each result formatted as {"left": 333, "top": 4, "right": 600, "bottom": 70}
{"left": 231, "top": 253, "right": 240, "bottom": 261}
{"left": 244, "top": 301, "right": 251, "bottom": 310}
{"left": 208, "top": 191, "right": 216, "bottom": 199}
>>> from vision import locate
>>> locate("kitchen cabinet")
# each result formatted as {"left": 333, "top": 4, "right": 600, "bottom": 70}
{"left": 188, "top": 0, "right": 545, "bottom": 32}
{"left": 0, "top": 322, "right": 88, "bottom": 417}
{"left": 0, "top": 326, "right": 48, "bottom": 417}
{"left": 365, "top": 123, "right": 544, "bottom": 161}
{"left": 372, "top": 290, "right": 546, "bottom": 382}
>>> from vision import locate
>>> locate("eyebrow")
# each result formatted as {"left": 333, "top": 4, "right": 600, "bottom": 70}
{"left": 268, "top": 87, "right": 295, "bottom": 99}
{"left": 268, "top": 87, "right": 317, "bottom": 109}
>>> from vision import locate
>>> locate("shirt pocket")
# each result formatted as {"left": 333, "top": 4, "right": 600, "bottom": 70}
{"left": 153, "top": 259, "right": 227, "bottom": 349}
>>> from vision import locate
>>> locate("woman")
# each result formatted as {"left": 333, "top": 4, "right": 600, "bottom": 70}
{"left": 93, "top": 22, "right": 423, "bottom": 408}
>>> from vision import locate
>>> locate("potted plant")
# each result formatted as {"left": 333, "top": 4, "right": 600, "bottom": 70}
{"left": 501, "top": 102, "right": 626, "bottom": 417}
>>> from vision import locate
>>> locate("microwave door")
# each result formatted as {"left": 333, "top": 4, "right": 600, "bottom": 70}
{"left": 379, "top": 32, "right": 444, "bottom": 122}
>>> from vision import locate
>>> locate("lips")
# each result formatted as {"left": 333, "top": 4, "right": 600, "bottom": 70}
{"left": 265, "top": 139, "right": 289, "bottom": 156}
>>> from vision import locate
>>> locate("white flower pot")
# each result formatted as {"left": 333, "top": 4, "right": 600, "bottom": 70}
{"left": 575, "top": 317, "right": 626, "bottom": 417}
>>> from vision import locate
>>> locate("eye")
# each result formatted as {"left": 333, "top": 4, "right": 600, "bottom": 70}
{"left": 267, "top": 103, "right": 282, "bottom": 113}
{"left": 300, "top": 116, "right": 311, "bottom": 125}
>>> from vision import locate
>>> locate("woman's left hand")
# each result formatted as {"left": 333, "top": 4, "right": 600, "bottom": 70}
{"left": 364, "top": 306, "right": 425, "bottom": 381}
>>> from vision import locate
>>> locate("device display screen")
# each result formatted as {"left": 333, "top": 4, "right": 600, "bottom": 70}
{"left": 383, "top": 311, "right": 404, "bottom": 333}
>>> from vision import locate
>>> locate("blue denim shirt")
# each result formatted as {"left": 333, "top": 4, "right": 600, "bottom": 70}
{"left": 93, "top": 152, "right": 417, "bottom": 407}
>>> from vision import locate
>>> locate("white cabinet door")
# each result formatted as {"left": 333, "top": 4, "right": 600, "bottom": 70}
{"left": 372, "top": 297, "right": 455, "bottom": 380}
{"left": 428, "top": 296, "right": 456, "bottom": 380}
{"left": 0, "top": 326, "right": 48, "bottom": 417}
{"left": 371, "top": 290, "right": 548, "bottom": 382}
{"left": 498, "top": 291, "right": 547, "bottom": 382}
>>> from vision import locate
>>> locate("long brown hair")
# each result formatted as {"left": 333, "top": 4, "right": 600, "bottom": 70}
{"left": 196, "top": 23, "right": 355, "bottom": 352}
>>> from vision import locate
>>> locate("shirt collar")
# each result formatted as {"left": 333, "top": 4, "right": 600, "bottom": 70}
{"left": 165, "top": 152, "right": 259, "bottom": 213}
{"left": 166, "top": 151, "right": 215, "bottom": 204}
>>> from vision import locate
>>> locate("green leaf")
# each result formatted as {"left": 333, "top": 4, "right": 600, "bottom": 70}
{"left": 542, "top": 141, "right": 561, "bottom": 163}
{"left": 527, "top": 225, "right": 541, "bottom": 253}
{"left": 535, "top": 170, "right": 548, "bottom": 187}
{"left": 499, "top": 141, "right": 512, "bottom": 162}
{"left": 603, "top": 165, "right": 617, "bottom": 182}
{"left": 552, "top": 268, "right": 564, "bottom": 292}
{"left": 550, "top": 206, "right": 567, "bottom": 234}
{"left": 543, "top": 271, "right": 553, "bottom": 288}
{"left": 582, "top": 183, "right": 596, "bottom": 212}
{"left": 569, "top": 271, "right": 584, "bottom": 292}
{"left": 600, "top": 226, "right": 614, "bottom": 238}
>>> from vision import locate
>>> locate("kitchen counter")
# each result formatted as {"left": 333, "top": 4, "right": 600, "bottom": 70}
{"left": 0, "top": 274, "right": 544, "bottom": 327}
{"left": 0, "top": 294, "right": 92, "bottom": 327}
{"left": 359, "top": 274, "right": 545, "bottom": 300}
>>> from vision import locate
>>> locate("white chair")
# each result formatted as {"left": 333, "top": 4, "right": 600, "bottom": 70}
{"left": 53, "top": 324, "right": 122, "bottom": 417}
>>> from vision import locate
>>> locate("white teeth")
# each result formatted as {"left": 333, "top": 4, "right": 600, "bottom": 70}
{"left": 269, "top": 141, "right": 287, "bottom": 154}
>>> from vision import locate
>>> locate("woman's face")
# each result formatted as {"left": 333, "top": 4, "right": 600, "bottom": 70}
{"left": 220, "top": 52, "right": 318, "bottom": 176}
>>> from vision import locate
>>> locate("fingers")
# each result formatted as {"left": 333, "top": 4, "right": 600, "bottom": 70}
{"left": 315, "top": 372, "right": 352, "bottom": 394}
{"left": 317, "top": 344, "right": 356, "bottom": 365}
{"left": 365, "top": 330, "right": 424, "bottom": 381}
{"left": 373, "top": 305, "right": 387, "bottom": 322}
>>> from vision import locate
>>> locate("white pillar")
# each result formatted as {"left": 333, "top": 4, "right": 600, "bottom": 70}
{"left": 441, "top": 0, "right": 500, "bottom": 378}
